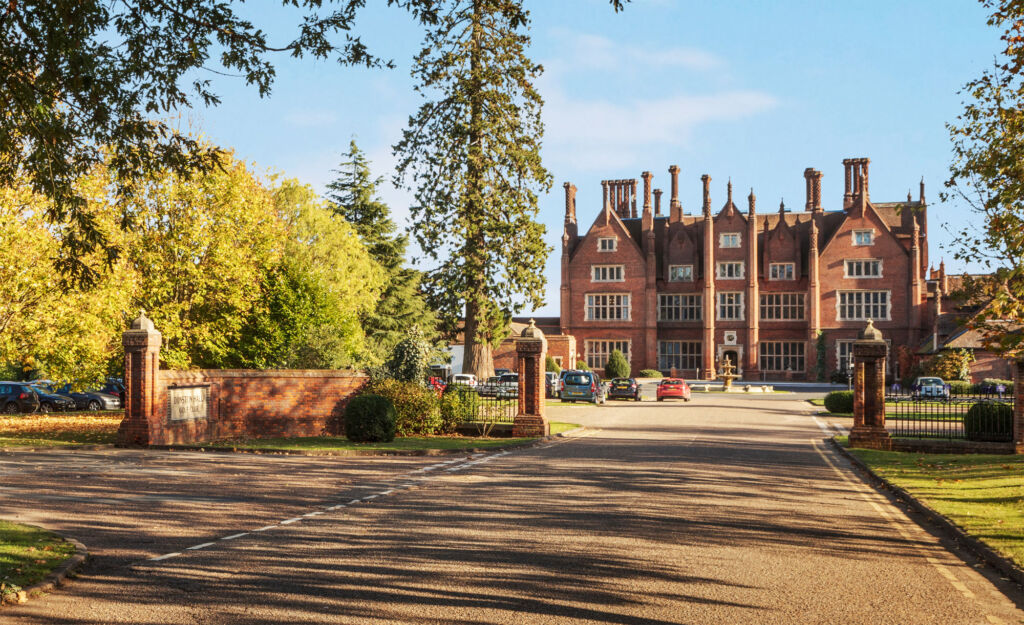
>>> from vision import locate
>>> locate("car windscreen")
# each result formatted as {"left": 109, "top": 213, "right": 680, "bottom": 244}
{"left": 564, "top": 374, "right": 591, "bottom": 386}
{"left": 919, "top": 378, "right": 943, "bottom": 386}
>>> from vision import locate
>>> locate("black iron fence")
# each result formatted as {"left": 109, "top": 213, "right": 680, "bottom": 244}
{"left": 885, "top": 388, "right": 1015, "bottom": 441}
{"left": 443, "top": 384, "right": 518, "bottom": 425}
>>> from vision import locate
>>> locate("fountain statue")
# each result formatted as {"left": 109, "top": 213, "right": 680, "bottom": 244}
{"left": 719, "top": 356, "right": 739, "bottom": 391}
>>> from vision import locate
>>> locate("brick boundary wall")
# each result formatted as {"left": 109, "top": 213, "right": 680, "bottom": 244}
{"left": 117, "top": 313, "right": 367, "bottom": 447}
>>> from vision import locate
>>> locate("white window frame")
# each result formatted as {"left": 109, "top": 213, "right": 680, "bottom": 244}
{"left": 591, "top": 264, "right": 624, "bottom": 282}
{"left": 657, "top": 294, "right": 702, "bottom": 321}
{"left": 716, "top": 261, "right": 745, "bottom": 279}
{"left": 768, "top": 262, "right": 795, "bottom": 281}
{"left": 584, "top": 293, "right": 632, "bottom": 321}
{"left": 760, "top": 292, "right": 806, "bottom": 321}
{"left": 658, "top": 341, "right": 702, "bottom": 371}
{"left": 852, "top": 229, "right": 875, "bottom": 246}
{"left": 668, "top": 264, "right": 693, "bottom": 282}
{"left": 759, "top": 342, "right": 806, "bottom": 372}
{"left": 717, "top": 291, "right": 744, "bottom": 320}
{"left": 720, "top": 232, "right": 741, "bottom": 248}
{"left": 836, "top": 290, "right": 891, "bottom": 321}
{"left": 843, "top": 259, "right": 883, "bottom": 279}
{"left": 597, "top": 237, "right": 617, "bottom": 252}
{"left": 585, "top": 339, "right": 631, "bottom": 370}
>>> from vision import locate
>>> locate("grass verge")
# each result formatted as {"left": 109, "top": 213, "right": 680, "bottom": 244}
{"left": 549, "top": 422, "right": 579, "bottom": 435}
{"left": 846, "top": 446, "right": 1024, "bottom": 569}
{"left": 0, "top": 521, "right": 77, "bottom": 602}
{"left": 207, "top": 434, "right": 535, "bottom": 452}
{"left": 0, "top": 412, "right": 122, "bottom": 447}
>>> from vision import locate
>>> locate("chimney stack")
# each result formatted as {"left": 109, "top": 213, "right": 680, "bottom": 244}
{"left": 654, "top": 189, "right": 663, "bottom": 216}
{"left": 563, "top": 182, "right": 577, "bottom": 224}
{"left": 843, "top": 157, "right": 870, "bottom": 208}
{"left": 668, "top": 165, "right": 681, "bottom": 209}
{"left": 701, "top": 174, "right": 712, "bottom": 216}
{"left": 803, "top": 168, "right": 823, "bottom": 213}
{"left": 630, "top": 179, "right": 638, "bottom": 218}
{"left": 641, "top": 172, "right": 652, "bottom": 214}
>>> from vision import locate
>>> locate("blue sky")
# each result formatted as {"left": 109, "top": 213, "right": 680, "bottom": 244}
{"left": 189, "top": 0, "right": 997, "bottom": 316}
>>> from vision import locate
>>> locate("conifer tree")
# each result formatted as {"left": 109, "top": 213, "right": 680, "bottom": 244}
{"left": 327, "top": 140, "right": 439, "bottom": 361}
{"left": 393, "top": 0, "right": 552, "bottom": 379}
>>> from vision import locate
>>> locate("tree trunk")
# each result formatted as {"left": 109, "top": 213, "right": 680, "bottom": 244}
{"left": 463, "top": 298, "right": 495, "bottom": 379}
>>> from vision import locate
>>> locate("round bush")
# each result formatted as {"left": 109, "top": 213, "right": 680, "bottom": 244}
{"left": 344, "top": 394, "right": 396, "bottom": 443}
{"left": 824, "top": 390, "right": 854, "bottom": 414}
{"left": 638, "top": 369, "right": 663, "bottom": 379}
{"left": 575, "top": 359, "right": 589, "bottom": 371}
{"left": 604, "top": 349, "right": 630, "bottom": 378}
{"left": 964, "top": 402, "right": 1014, "bottom": 442}
{"left": 368, "top": 378, "right": 442, "bottom": 436}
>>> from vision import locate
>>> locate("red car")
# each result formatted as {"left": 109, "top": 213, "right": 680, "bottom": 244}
{"left": 656, "top": 378, "right": 691, "bottom": 402}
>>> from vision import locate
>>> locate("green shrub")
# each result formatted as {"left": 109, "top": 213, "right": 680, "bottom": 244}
{"left": 604, "top": 349, "right": 630, "bottom": 378}
{"left": 980, "top": 378, "right": 1014, "bottom": 394}
{"left": 440, "top": 384, "right": 477, "bottom": 433}
{"left": 824, "top": 390, "right": 854, "bottom": 414}
{"left": 964, "top": 402, "right": 1014, "bottom": 442}
{"left": 575, "top": 359, "right": 589, "bottom": 371}
{"left": 638, "top": 369, "right": 663, "bottom": 378}
{"left": 545, "top": 355, "right": 561, "bottom": 373}
{"left": 384, "top": 326, "right": 433, "bottom": 383}
{"left": 368, "top": 379, "right": 441, "bottom": 436}
{"left": 829, "top": 371, "right": 850, "bottom": 385}
{"left": 947, "top": 380, "right": 973, "bottom": 396}
{"left": 344, "top": 394, "right": 396, "bottom": 443}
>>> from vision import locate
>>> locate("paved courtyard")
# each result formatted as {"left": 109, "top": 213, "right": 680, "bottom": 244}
{"left": 3, "top": 394, "right": 1023, "bottom": 624}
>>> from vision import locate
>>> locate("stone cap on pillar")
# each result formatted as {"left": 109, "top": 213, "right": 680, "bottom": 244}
{"left": 130, "top": 309, "right": 156, "bottom": 331}
{"left": 516, "top": 318, "right": 547, "bottom": 352}
{"left": 123, "top": 309, "right": 162, "bottom": 348}
{"left": 856, "top": 319, "right": 884, "bottom": 343}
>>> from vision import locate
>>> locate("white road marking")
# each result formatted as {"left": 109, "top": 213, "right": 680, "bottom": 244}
{"left": 221, "top": 532, "right": 249, "bottom": 540}
{"left": 811, "top": 416, "right": 832, "bottom": 435}
{"left": 253, "top": 525, "right": 278, "bottom": 532}
{"left": 279, "top": 518, "right": 302, "bottom": 525}
{"left": 378, "top": 489, "right": 394, "bottom": 496}
{"left": 348, "top": 499, "right": 361, "bottom": 505}
{"left": 303, "top": 511, "right": 324, "bottom": 517}
{"left": 149, "top": 552, "right": 182, "bottom": 561}
{"left": 363, "top": 494, "right": 379, "bottom": 500}
{"left": 186, "top": 542, "right": 216, "bottom": 550}
{"left": 326, "top": 505, "right": 345, "bottom": 511}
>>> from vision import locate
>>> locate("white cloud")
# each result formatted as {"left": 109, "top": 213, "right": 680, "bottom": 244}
{"left": 546, "top": 30, "right": 722, "bottom": 74}
{"left": 542, "top": 88, "right": 778, "bottom": 170}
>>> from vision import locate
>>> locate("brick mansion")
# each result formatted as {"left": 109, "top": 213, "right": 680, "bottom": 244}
{"left": 555, "top": 158, "right": 942, "bottom": 381}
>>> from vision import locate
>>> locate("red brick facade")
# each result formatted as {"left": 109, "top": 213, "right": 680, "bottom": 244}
{"left": 118, "top": 314, "right": 366, "bottom": 446}
{"left": 560, "top": 158, "right": 931, "bottom": 380}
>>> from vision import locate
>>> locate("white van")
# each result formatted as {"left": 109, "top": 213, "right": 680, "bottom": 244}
{"left": 452, "top": 374, "right": 477, "bottom": 387}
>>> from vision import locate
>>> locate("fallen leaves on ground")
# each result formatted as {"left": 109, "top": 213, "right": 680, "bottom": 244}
{"left": 0, "top": 413, "right": 122, "bottom": 445}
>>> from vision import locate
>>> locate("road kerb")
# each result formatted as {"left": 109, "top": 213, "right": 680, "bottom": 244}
{"left": 2, "top": 535, "right": 88, "bottom": 607}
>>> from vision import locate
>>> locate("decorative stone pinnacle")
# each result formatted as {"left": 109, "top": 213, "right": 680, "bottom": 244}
{"left": 858, "top": 319, "right": 883, "bottom": 342}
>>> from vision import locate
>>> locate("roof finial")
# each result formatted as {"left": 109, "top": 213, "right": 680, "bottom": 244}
{"left": 727, "top": 178, "right": 733, "bottom": 204}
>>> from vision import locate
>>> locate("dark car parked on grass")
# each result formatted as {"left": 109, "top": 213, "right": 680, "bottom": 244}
{"left": 608, "top": 378, "right": 642, "bottom": 401}
{"left": 30, "top": 385, "right": 76, "bottom": 412}
{"left": 0, "top": 382, "right": 40, "bottom": 414}
{"left": 55, "top": 384, "right": 122, "bottom": 411}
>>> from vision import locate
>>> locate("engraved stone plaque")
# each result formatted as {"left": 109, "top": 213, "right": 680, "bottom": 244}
{"left": 168, "top": 386, "right": 209, "bottom": 421}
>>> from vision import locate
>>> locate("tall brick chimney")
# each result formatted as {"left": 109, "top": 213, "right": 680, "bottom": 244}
{"left": 701, "top": 174, "right": 711, "bottom": 216}
{"left": 563, "top": 182, "right": 577, "bottom": 224}
{"left": 804, "top": 168, "right": 823, "bottom": 213}
{"left": 654, "top": 189, "right": 663, "bottom": 216}
{"left": 843, "top": 158, "right": 870, "bottom": 209}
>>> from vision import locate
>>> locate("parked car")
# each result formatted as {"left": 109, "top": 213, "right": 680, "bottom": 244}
{"left": 451, "top": 374, "right": 477, "bottom": 387}
{"left": 0, "top": 382, "right": 41, "bottom": 414}
{"left": 55, "top": 384, "right": 123, "bottom": 411}
{"left": 545, "top": 372, "right": 560, "bottom": 398}
{"left": 560, "top": 370, "right": 605, "bottom": 404}
{"left": 608, "top": 377, "right": 642, "bottom": 401}
{"left": 477, "top": 376, "right": 501, "bottom": 397}
{"left": 494, "top": 368, "right": 513, "bottom": 377}
{"left": 656, "top": 378, "right": 691, "bottom": 402}
{"left": 495, "top": 373, "right": 519, "bottom": 399}
{"left": 30, "top": 385, "right": 76, "bottom": 412}
{"left": 912, "top": 376, "right": 947, "bottom": 399}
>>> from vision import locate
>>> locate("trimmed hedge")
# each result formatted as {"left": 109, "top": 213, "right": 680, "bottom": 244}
{"left": 638, "top": 369, "right": 663, "bottom": 378}
{"left": 947, "top": 380, "right": 972, "bottom": 395}
{"left": 367, "top": 379, "right": 441, "bottom": 436}
{"left": 824, "top": 390, "right": 854, "bottom": 414}
{"left": 964, "top": 402, "right": 1014, "bottom": 442}
{"left": 344, "top": 394, "right": 397, "bottom": 442}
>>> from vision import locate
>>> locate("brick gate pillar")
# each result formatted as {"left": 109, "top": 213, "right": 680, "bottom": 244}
{"left": 514, "top": 319, "right": 549, "bottom": 437}
{"left": 117, "top": 311, "right": 161, "bottom": 447}
{"left": 1013, "top": 360, "right": 1024, "bottom": 454}
{"left": 849, "top": 320, "right": 892, "bottom": 450}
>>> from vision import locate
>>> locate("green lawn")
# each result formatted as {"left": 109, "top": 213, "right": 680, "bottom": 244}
{"left": 206, "top": 434, "right": 536, "bottom": 452}
{"left": 808, "top": 398, "right": 826, "bottom": 406}
{"left": 0, "top": 521, "right": 77, "bottom": 602}
{"left": 0, "top": 412, "right": 121, "bottom": 447}
{"left": 549, "top": 421, "right": 579, "bottom": 435}
{"left": 846, "top": 447, "right": 1024, "bottom": 569}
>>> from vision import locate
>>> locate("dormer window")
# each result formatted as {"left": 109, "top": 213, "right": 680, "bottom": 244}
{"left": 853, "top": 230, "right": 874, "bottom": 246}
{"left": 769, "top": 263, "right": 794, "bottom": 280}
{"left": 598, "top": 237, "right": 617, "bottom": 252}
{"left": 669, "top": 265, "right": 693, "bottom": 282}
{"left": 720, "top": 233, "right": 741, "bottom": 248}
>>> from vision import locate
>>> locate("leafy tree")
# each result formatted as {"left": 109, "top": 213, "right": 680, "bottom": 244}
{"left": 326, "top": 140, "right": 439, "bottom": 361}
{"left": 575, "top": 359, "right": 589, "bottom": 371}
{"left": 604, "top": 349, "right": 630, "bottom": 378}
{"left": 384, "top": 326, "right": 435, "bottom": 383}
{"left": 945, "top": 0, "right": 1024, "bottom": 357}
{"left": 393, "top": 0, "right": 553, "bottom": 379}
{"left": 924, "top": 348, "right": 976, "bottom": 381}
{"left": 0, "top": 0, "right": 453, "bottom": 283}
{"left": 545, "top": 355, "right": 561, "bottom": 373}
